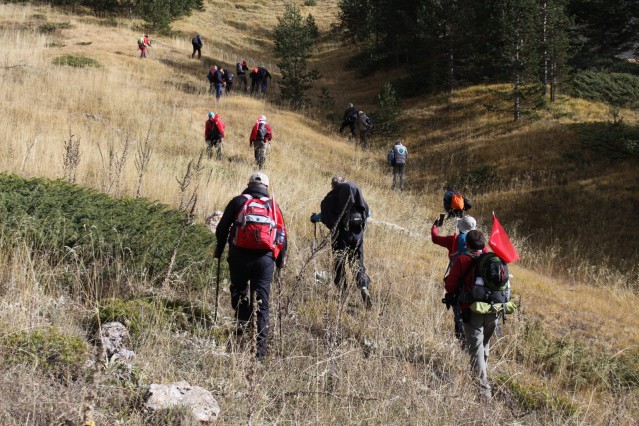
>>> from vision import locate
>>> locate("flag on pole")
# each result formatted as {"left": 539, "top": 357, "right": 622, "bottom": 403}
{"left": 489, "top": 213, "right": 520, "bottom": 263}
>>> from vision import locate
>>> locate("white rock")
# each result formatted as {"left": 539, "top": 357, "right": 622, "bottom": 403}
{"left": 145, "top": 381, "right": 220, "bottom": 424}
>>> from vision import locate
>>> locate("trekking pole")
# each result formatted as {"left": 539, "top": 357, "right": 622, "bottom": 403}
{"left": 312, "top": 222, "right": 318, "bottom": 282}
{"left": 214, "top": 258, "right": 221, "bottom": 323}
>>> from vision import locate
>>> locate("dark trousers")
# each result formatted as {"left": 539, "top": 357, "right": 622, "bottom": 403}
{"left": 392, "top": 163, "right": 405, "bottom": 190}
{"left": 228, "top": 251, "right": 274, "bottom": 358}
{"left": 192, "top": 43, "right": 201, "bottom": 59}
{"left": 251, "top": 78, "right": 261, "bottom": 94}
{"left": 339, "top": 120, "right": 356, "bottom": 136}
{"left": 332, "top": 238, "right": 370, "bottom": 290}
{"left": 238, "top": 74, "right": 248, "bottom": 92}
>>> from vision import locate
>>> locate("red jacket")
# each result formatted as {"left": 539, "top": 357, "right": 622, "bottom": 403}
{"left": 205, "top": 117, "right": 225, "bottom": 140}
{"left": 444, "top": 250, "right": 483, "bottom": 309}
{"left": 249, "top": 121, "right": 272, "bottom": 146}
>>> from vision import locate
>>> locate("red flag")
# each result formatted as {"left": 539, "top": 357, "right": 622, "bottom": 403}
{"left": 489, "top": 213, "right": 520, "bottom": 263}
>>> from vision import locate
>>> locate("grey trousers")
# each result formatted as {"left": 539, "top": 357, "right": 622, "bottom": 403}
{"left": 462, "top": 311, "right": 498, "bottom": 398}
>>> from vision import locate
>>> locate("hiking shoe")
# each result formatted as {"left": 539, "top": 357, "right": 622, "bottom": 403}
{"left": 360, "top": 287, "right": 372, "bottom": 309}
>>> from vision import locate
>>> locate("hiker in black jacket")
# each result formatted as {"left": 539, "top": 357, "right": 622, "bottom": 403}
{"left": 339, "top": 103, "right": 358, "bottom": 137}
{"left": 192, "top": 34, "right": 203, "bottom": 59}
{"left": 214, "top": 173, "right": 287, "bottom": 360}
{"left": 311, "top": 176, "right": 372, "bottom": 308}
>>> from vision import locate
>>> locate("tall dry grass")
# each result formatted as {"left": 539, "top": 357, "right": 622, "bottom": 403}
{"left": 0, "top": 3, "right": 638, "bottom": 425}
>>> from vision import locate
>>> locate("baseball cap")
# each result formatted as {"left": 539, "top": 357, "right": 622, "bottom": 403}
{"left": 248, "top": 172, "right": 269, "bottom": 187}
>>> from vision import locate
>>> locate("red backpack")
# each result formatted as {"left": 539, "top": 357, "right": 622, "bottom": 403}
{"left": 232, "top": 195, "right": 277, "bottom": 251}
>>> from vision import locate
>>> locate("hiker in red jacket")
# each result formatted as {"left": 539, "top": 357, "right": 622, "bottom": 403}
{"left": 249, "top": 115, "right": 272, "bottom": 169}
{"left": 444, "top": 230, "right": 497, "bottom": 400}
{"left": 204, "top": 112, "right": 225, "bottom": 160}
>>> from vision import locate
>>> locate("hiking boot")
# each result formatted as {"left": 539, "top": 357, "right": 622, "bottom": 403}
{"left": 360, "top": 287, "right": 372, "bottom": 309}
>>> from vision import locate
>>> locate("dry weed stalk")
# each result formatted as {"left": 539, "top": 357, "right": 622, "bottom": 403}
{"left": 62, "top": 130, "right": 81, "bottom": 184}
{"left": 21, "top": 138, "right": 38, "bottom": 173}
{"left": 96, "top": 134, "right": 131, "bottom": 196}
{"left": 134, "top": 123, "right": 154, "bottom": 199}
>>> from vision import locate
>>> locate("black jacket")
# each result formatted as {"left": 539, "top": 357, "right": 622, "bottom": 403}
{"left": 343, "top": 106, "right": 357, "bottom": 122}
{"left": 320, "top": 182, "right": 369, "bottom": 246}
{"left": 215, "top": 185, "right": 287, "bottom": 267}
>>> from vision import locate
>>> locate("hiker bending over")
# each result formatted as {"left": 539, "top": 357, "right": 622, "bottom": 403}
{"left": 387, "top": 140, "right": 408, "bottom": 190}
{"left": 249, "top": 115, "right": 272, "bottom": 169}
{"left": 444, "top": 230, "right": 496, "bottom": 400}
{"left": 339, "top": 103, "right": 358, "bottom": 137}
{"left": 443, "top": 186, "right": 472, "bottom": 218}
{"left": 204, "top": 112, "right": 225, "bottom": 160}
{"left": 310, "top": 176, "right": 372, "bottom": 308}
{"left": 236, "top": 60, "right": 249, "bottom": 92}
{"left": 214, "top": 173, "right": 287, "bottom": 361}
{"left": 192, "top": 34, "right": 203, "bottom": 59}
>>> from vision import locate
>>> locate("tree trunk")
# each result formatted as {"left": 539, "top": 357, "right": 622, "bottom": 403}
{"left": 541, "top": 0, "right": 548, "bottom": 97}
{"left": 550, "top": 61, "right": 557, "bottom": 102}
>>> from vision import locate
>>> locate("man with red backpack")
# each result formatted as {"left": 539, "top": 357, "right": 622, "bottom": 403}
{"left": 214, "top": 172, "right": 287, "bottom": 361}
{"left": 204, "top": 112, "right": 225, "bottom": 160}
{"left": 249, "top": 115, "right": 272, "bottom": 169}
{"left": 444, "top": 230, "right": 500, "bottom": 400}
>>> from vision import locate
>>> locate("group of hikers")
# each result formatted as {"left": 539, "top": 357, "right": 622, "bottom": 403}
{"left": 206, "top": 61, "right": 272, "bottom": 100}
{"left": 213, "top": 166, "right": 516, "bottom": 400}
{"left": 204, "top": 112, "right": 272, "bottom": 168}
{"left": 339, "top": 103, "right": 373, "bottom": 148}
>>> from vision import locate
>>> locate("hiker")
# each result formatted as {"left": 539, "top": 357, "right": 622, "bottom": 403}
{"left": 250, "top": 67, "right": 261, "bottom": 94}
{"left": 339, "top": 103, "right": 358, "bottom": 137}
{"left": 236, "top": 60, "right": 249, "bottom": 92}
{"left": 258, "top": 66, "right": 272, "bottom": 94}
{"left": 310, "top": 176, "right": 372, "bottom": 308}
{"left": 433, "top": 216, "right": 486, "bottom": 343}
{"left": 249, "top": 115, "right": 272, "bottom": 169}
{"left": 137, "top": 35, "right": 150, "bottom": 58}
{"left": 207, "top": 66, "right": 224, "bottom": 100}
{"left": 224, "top": 70, "right": 234, "bottom": 94}
{"left": 387, "top": 140, "right": 408, "bottom": 190}
{"left": 357, "top": 111, "right": 372, "bottom": 148}
{"left": 204, "top": 112, "right": 225, "bottom": 160}
{"left": 214, "top": 172, "right": 287, "bottom": 361}
{"left": 192, "top": 34, "right": 203, "bottom": 59}
{"left": 443, "top": 186, "right": 472, "bottom": 218}
{"left": 444, "top": 230, "right": 497, "bottom": 400}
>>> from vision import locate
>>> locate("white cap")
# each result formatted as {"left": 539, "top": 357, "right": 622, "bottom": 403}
{"left": 258, "top": 115, "right": 267, "bottom": 123}
{"left": 248, "top": 172, "right": 269, "bottom": 187}
{"left": 457, "top": 216, "right": 476, "bottom": 233}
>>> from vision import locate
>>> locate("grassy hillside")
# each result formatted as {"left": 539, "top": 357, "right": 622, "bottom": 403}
{"left": 0, "top": 2, "right": 638, "bottom": 425}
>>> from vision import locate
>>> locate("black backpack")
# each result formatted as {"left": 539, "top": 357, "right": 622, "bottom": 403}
{"left": 256, "top": 123, "right": 267, "bottom": 142}
{"left": 471, "top": 253, "right": 510, "bottom": 304}
{"left": 236, "top": 62, "right": 244, "bottom": 75}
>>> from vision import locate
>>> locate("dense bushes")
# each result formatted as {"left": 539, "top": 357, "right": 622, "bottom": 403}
{"left": 569, "top": 71, "right": 639, "bottom": 107}
{"left": 0, "top": 174, "right": 215, "bottom": 286}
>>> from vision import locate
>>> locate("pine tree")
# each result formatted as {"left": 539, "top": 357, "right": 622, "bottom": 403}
{"left": 274, "top": 4, "right": 320, "bottom": 109}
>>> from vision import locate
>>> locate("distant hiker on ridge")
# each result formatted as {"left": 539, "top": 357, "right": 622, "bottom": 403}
{"left": 387, "top": 140, "right": 408, "bottom": 191}
{"left": 310, "top": 176, "right": 372, "bottom": 308}
{"left": 339, "top": 103, "right": 358, "bottom": 138}
{"left": 214, "top": 172, "right": 287, "bottom": 361}
{"left": 192, "top": 34, "right": 203, "bottom": 59}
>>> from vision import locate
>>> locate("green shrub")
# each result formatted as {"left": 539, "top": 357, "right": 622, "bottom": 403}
{"left": 303, "top": 0, "right": 317, "bottom": 5}
{"left": 569, "top": 71, "right": 639, "bottom": 107}
{"left": 76, "top": 41, "right": 93, "bottom": 45}
{"left": 53, "top": 54, "right": 101, "bottom": 68}
{"left": 494, "top": 375, "right": 578, "bottom": 417}
{"left": 38, "top": 21, "right": 73, "bottom": 33}
{"left": 576, "top": 120, "right": 639, "bottom": 159}
{"left": 0, "top": 174, "right": 215, "bottom": 288}
{"left": 3, "top": 327, "right": 89, "bottom": 382}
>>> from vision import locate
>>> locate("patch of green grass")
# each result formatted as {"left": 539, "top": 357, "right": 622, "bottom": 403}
{"left": 53, "top": 54, "right": 101, "bottom": 68}
{"left": 38, "top": 21, "right": 73, "bottom": 34}
{"left": 2, "top": 327, "right": 89, "bottom": 382}
{"left": 495, "top": 375, "right": 579, "bottom": 418}
{"left": 76, "top": 41, "right": 93, "bottom": 46}
{"left": 31, "top": 13, "right": 46, "bottom": 20}
{"left": 46, "top": 40, "right": 66, "bottom": 48}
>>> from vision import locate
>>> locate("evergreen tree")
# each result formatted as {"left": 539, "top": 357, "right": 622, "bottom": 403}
{"left": 375, "top": 83, "right": 401, "bottom": 136}
{"left": 138, "top": 0, "right": 203, "bottom": 33}
{"left": 545, "top": 0, "right": 571, "bottom": 101}
{"left": 274, "top": 3, "right": 320, "bottom": 109}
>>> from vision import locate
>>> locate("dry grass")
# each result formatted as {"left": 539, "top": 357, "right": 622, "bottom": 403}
{"left": 0, "top": 3, "right": 638, "bottom": 425}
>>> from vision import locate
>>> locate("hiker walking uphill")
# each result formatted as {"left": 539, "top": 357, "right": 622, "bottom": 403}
{"left": 250, "top": 115, "right": 272, "bottom": 169}
{"left": 258, "top": 66, "right": 272, "bottom": 94}
{"left": 223, "top": 69, "right": 234, "bottom": 94}
{"left": 387, "top": 140, "right": 408, "bottom": 190}
{"left": 250, "top": 67, "right": 261, "bottom": 94}
{"left": 137, "top": 34, "right": 150, "bottom": 58}
{"left": 214, "top": 173, "right": 287, "bottom": 361}
{"left": 357, "top": 111, "right": 372, "bottom": 148}
{"left": 444, "top": 230, "right": 508, "bottom": 400}
{"left": 191, "top": 34, "right": 203, "bottom": 59}
{"left": 204, "top": 112, "right": 225, "bottom": 160}
{"left": 236, "top": 60, "right": 249, "bottom": 92}
{"left": 310, "top": 177, "right": 372, "bottom": 308}
{"left": 339, "top": 103, "right": 358, "bottom": 137}
{"left": 433, "top": 216, "right": 486, "bottom": 343}
{"left": 207, "top": 66, "right": 224, "bottom": 100}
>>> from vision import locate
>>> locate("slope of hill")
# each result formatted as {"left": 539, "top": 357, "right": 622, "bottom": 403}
{"left": 0, "top": 2, "right": 638, "bottom": 425}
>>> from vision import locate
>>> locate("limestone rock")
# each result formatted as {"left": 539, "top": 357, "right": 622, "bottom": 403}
{"left": 144, "top": 381, "right": 220, "bottom": 424}
{"left": 100, "top": 321, "right": 135, "bottom": 361}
